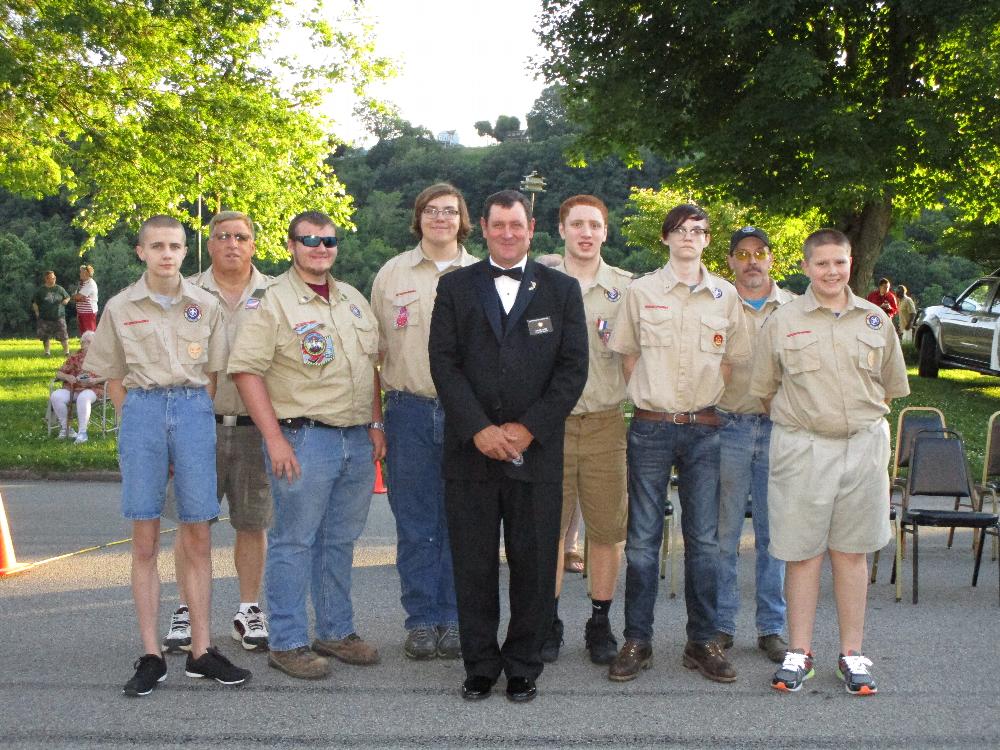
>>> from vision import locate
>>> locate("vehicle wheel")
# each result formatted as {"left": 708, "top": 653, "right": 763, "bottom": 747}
{"left": 918, "top": 331, "right": 939, "bottom": 378}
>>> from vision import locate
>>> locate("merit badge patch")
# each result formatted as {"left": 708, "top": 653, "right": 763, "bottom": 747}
{"left": 596, "top": 317, "right": 612, "bottom": 345}
{"left": 713, "top": 333, "right": 724, "bottom": 348}
{"left": 301, "top": 331, "right": 334, "bottom": 366}
{"left": 293, "top": 321, "right": 320, "bottom": 335}
{"left": 187, "top": 342, "right": 203, "bottom": 359}
{"left": 244, "top": 298, "right": 260, "bottom": 311}
{"left": 605, "top": 287, "right": 621, "bottom": 302}
{"left": 184, "top": 304, "right": 202, "bottom": 322}
{"left": 866, "top": 314, "right": 883, "bottom": 330}
{"left": 711, "top": 287, "right": 723, "bottom": 299}
{"left": 394, "top": 305, "right": 409, "bottom": 329}
{"left": 349, "top": 303, "right": 362, "bottom": 319}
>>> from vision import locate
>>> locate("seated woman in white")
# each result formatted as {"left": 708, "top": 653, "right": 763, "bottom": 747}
{"left": 50, "top": 331, "right": 104, "bottom": 444}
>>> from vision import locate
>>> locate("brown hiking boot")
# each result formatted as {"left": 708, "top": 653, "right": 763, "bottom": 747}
{"left": 608, "top": 639, "right": 652, "bottom": 682}
{"left": 682, "top": 640, "right": 737, "bottom": 683}
{"left": 312, "top": 633, "right": 380, "bottom": 665}
{"left": 758, "top": 634, "right": 789, "bottom": 664}
{"left": 268, "top": 646, "right": 330, "bottom": 679}
{"left": 715, "top": 632, "right": 734, "bottom": 650}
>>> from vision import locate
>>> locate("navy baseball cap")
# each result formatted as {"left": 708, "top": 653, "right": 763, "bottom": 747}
{"left": 729, "top": 226, "right": 771, "bottom": 254}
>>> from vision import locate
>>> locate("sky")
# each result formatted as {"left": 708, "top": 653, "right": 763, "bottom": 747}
{"left": 321, "top": 0, "right": 548, "bottom": 147}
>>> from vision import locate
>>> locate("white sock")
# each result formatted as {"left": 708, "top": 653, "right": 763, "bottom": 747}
{"left": 239, "top": 602, "right": 258, "bottom": 613}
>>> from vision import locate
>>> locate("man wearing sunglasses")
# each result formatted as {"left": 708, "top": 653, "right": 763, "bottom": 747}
{"left": 229, "top": 211, "right": 385, "bottom": 680}
{"left": 714, "top": 227, "right": 795, "bottom": 664}
{"left": 162, "top": 211, "right": 275, "bottom": 658}
{"left": 370, "top": 184, "right": 479, "bottom": 662}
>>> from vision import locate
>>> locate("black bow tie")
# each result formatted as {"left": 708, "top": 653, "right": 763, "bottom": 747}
{"left": 490, "top": 265, "right": 523, "bottom": 281}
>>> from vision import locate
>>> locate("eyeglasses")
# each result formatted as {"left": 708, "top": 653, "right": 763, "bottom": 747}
{"left": 422, "top": 207, "right": 460, "bottom": 218}
{"left": 295, "top": 235, "right": 338, "bottom": 248}
{"left": 733, "top": 248, "right": 769, "bottom": 262}
{"left": 212, "top": 232, "right": 252, "bottom": 243}
{"left": 669, "top": 227, "right": 709, "bottom": 237}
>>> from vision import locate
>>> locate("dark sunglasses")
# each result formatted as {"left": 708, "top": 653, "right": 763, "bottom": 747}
{"left": 295, "top": 235, "right": 338, "bottom": 248}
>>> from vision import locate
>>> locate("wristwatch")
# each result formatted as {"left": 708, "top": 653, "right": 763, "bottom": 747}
{"left": 367, "top": 421, "right": 385, "bottom": 431}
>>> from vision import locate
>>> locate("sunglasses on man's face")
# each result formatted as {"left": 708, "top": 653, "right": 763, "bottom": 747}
{"left": 295, "top": 235, "right": 338, "bottom": 248}
{"left": 733, "top": 248, "right": 769, "bottom": 262}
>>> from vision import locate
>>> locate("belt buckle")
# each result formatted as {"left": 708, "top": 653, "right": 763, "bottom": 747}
{"left": 222, "top": 415, "right": 237, "bottom": 427}
{"left": 672, "top": 412, "right": 687, "bottom": 425}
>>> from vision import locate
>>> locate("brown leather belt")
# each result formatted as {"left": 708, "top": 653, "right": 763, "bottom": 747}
{"left": 634, "top": 408, "right": 721, "bottom": 426}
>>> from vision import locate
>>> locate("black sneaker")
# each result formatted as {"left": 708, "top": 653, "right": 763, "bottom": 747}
{"left": 837, "top": 651, "right": 877, "bottom": 696}
{"left": 123, "top": 654, "right": 167, "bottom": 697}
{"left": 184, "top": 646, "right": 251, "bottom": 685}
{"left": 584, "top": 616, "right": 618, "bottom": 665}
{"left": 540, "top": 617, "right": 563, "bottom": 663}
{"left": 772, "top": 650, "right": 815, "bottom": 692}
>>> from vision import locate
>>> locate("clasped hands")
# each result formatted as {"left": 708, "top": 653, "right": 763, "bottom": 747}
{"left": 473, "top": 422, "right": 533, "bottom": 462}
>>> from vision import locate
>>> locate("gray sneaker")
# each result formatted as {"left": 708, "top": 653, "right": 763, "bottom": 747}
{"left": 403, "top": 627, "right": 438, "bottom": 660}
{"left": 436, "top": 624, "right": 461, "bottom": 659}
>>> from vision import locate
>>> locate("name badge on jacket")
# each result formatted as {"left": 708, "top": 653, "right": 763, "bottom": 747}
{"left": 528, "top": 317, "right": 553, "bottom": 335}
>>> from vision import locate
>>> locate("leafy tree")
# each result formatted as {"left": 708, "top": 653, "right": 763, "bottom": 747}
{"left": 538, "top": 1, "right": 1000, "bottom": 293}
{"left": 0, "top": 0, "right": 392, "bottom": 257}
{"left": 526, "top": 84, "right": 576, "bottom": 142}
{"left": 0, "top": 234, "right": 36, "bottom": 334}
{"left": 475, "top": 115, "right": 523, "bottom": 142}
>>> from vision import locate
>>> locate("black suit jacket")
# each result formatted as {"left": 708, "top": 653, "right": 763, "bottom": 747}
{"left": 429, "top": 258, "right": 588, "bottom": 484}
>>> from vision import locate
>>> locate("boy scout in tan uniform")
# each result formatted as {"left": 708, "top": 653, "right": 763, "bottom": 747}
{"left": 163, "top": 211, "right": 275, "bottom": 656}
{"left": 607, "top": 203, "right": 751, "bottom": 685}
{"left": 542, "top": 195, "right": 632, "bottom": 667}
{"left": 229, "top": 210, "right": 385, "bottom": 680}
{"left": 85, "top": 214, "right": 250, "bottom": 696}
{"left": 751, "top": 228, "right": 909, "bottom": 696}
{"left": 370, "top": 183, "right": 478, "bottom": 661}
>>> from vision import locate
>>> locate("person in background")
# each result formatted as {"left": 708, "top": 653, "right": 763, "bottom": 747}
{"left": 49, "top": 330, "right": 103, "bottom": 444}
{"left": 73, "top": 264, "right": 99, "bottom": 333}
{"left": 32, "top": 270, "right": 70, "bottom": 356}
{"left": 866, "top": 278, "right": 898, "bottom": 332}
{"left": 897, "top": 285, "right": 917, "bottom": 337}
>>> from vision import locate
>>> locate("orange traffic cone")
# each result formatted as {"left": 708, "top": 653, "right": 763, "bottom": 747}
{"left": 373, "top": 460, "right": 388, "bottom": 494}
{"left": 0, "top": 491, "right": 29, "bottom": 576}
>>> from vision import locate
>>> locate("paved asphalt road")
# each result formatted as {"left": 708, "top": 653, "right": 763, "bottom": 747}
{"left": 1, "top": 479, "right": 998, "bottom": 748}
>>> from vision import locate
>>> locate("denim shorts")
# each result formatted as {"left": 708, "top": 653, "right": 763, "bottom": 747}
{"left": 119, "top": 387, "right": 220, "bottom": 523}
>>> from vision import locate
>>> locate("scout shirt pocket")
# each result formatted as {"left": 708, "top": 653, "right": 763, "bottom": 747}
{"left": 177, "top": 323, "right": 210, "bottom": 364}
{"left": 352, "top": 313, "right": 379, "bottom": 358}
{"left": 780, "top": 332, "right": 821, "bottom": 374}
{"left": 699, "top": 315, "right": 730, "bottom": 355}
{"left": 857, "top": 330, "right": 885, "bottom": 373}
{"left": 121, "top": 323, "right": 160, "bottom": 364}
{"left": 639, "top": 307, "right": 673, "bottom": 347}
{"left": 386, "top": 289, "right": 421, "bottom": 332}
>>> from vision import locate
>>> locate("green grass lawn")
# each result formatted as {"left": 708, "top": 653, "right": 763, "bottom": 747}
{"left": 1, "top": 337, "right": 998, "bottom": 476}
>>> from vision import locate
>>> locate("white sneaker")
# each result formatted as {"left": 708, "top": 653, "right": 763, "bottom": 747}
{"left": 57, "top": 426, "right": 77, "bottom": 439}
{"left": 232, "top": 605, "right": 269, "bottom": 651}
{"left": 162, "top": 606, "right": 192, "bottom": 653}
{"left": 74, "top": 432, "right": 88, "bottom": 444}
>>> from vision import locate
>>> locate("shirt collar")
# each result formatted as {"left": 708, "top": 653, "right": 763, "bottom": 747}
{"left": 407, "top": 243, "right": 472, "bottom": 269}
{"left": 489, "top": 255, "right": 528, "bottom": 272}
{"left": 802, "top": 284, "right": 862, "bottom": 313}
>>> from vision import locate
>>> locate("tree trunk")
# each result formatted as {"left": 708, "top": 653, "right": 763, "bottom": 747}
{"left": 843, "top": 200, "right": 893, "bottom": 296}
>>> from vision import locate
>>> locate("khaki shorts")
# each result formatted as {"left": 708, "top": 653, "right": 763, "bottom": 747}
{"left": 561, "top": 409, "right": 627, "bottom": 545}
{"left": 767, "top": 419, "right": 892, "bottom": 561}
{"left": 163, "top": 422, "right": 272, "bottom": 530}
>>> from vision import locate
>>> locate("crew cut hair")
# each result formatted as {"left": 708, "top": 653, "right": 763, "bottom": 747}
{"left": 802, "top": 228, "right": 851, "bottom": 260}
{"left": 138, "top": 215, "right": 185, "bottom": 245}
{"left": 559, "top": 195, "right": 608, "bottom": 225}
{"left": 209, "top": 211, "right": 255, "bottom": 239}
{"left": 288, "top": 211, "right": 335, "bottom": 240}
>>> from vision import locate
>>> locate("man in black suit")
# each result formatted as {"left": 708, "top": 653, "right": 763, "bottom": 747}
{"left": 429, "top": 190, "right": 588, "bottom": 703}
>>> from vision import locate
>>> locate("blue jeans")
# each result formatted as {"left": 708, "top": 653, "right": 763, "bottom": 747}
{"left": 623, "top": 419, "right": 721, "bottom": 644}
{"left": 717, "top": 412, "right": 786, "bottom": 637}
{"left": 263, "top": 424, "right": 374, "bottom": 651}
{"left": 118, "top": 387, "right": 218, "bottom": 523}
{"left": 384, "top": 391, "right": 457, "bottom": 630}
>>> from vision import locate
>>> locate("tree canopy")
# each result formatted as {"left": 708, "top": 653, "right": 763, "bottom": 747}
{"left": 538, "top": 1, "right": 1000, "bottom": 291}
{"left": 0, "top": 0, "right": 392, "bottom": 257}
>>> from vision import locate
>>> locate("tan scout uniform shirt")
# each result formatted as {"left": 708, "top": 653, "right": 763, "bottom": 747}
{"left": 190, "top": 265, "right": 274, "bottom": 416}
{"left": 608, "top": 263, "right": 751, "bottom": 412}
{"left": 750, "top": 285, "right": 910, "bottom": 439}
{"left": 84, "top": 274, "right": 226, "bottom": 390}
{"left": 556, "top": 258, "right": 632, "bottom": 415}
{"left": 370, "top": 244, "right": 478, "bottom": 398}
{"left": 226, "top": 268, "right": 379, "bottom": 427}
{"left": 717, "top": 282, "right": 797, "bottom": 415}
